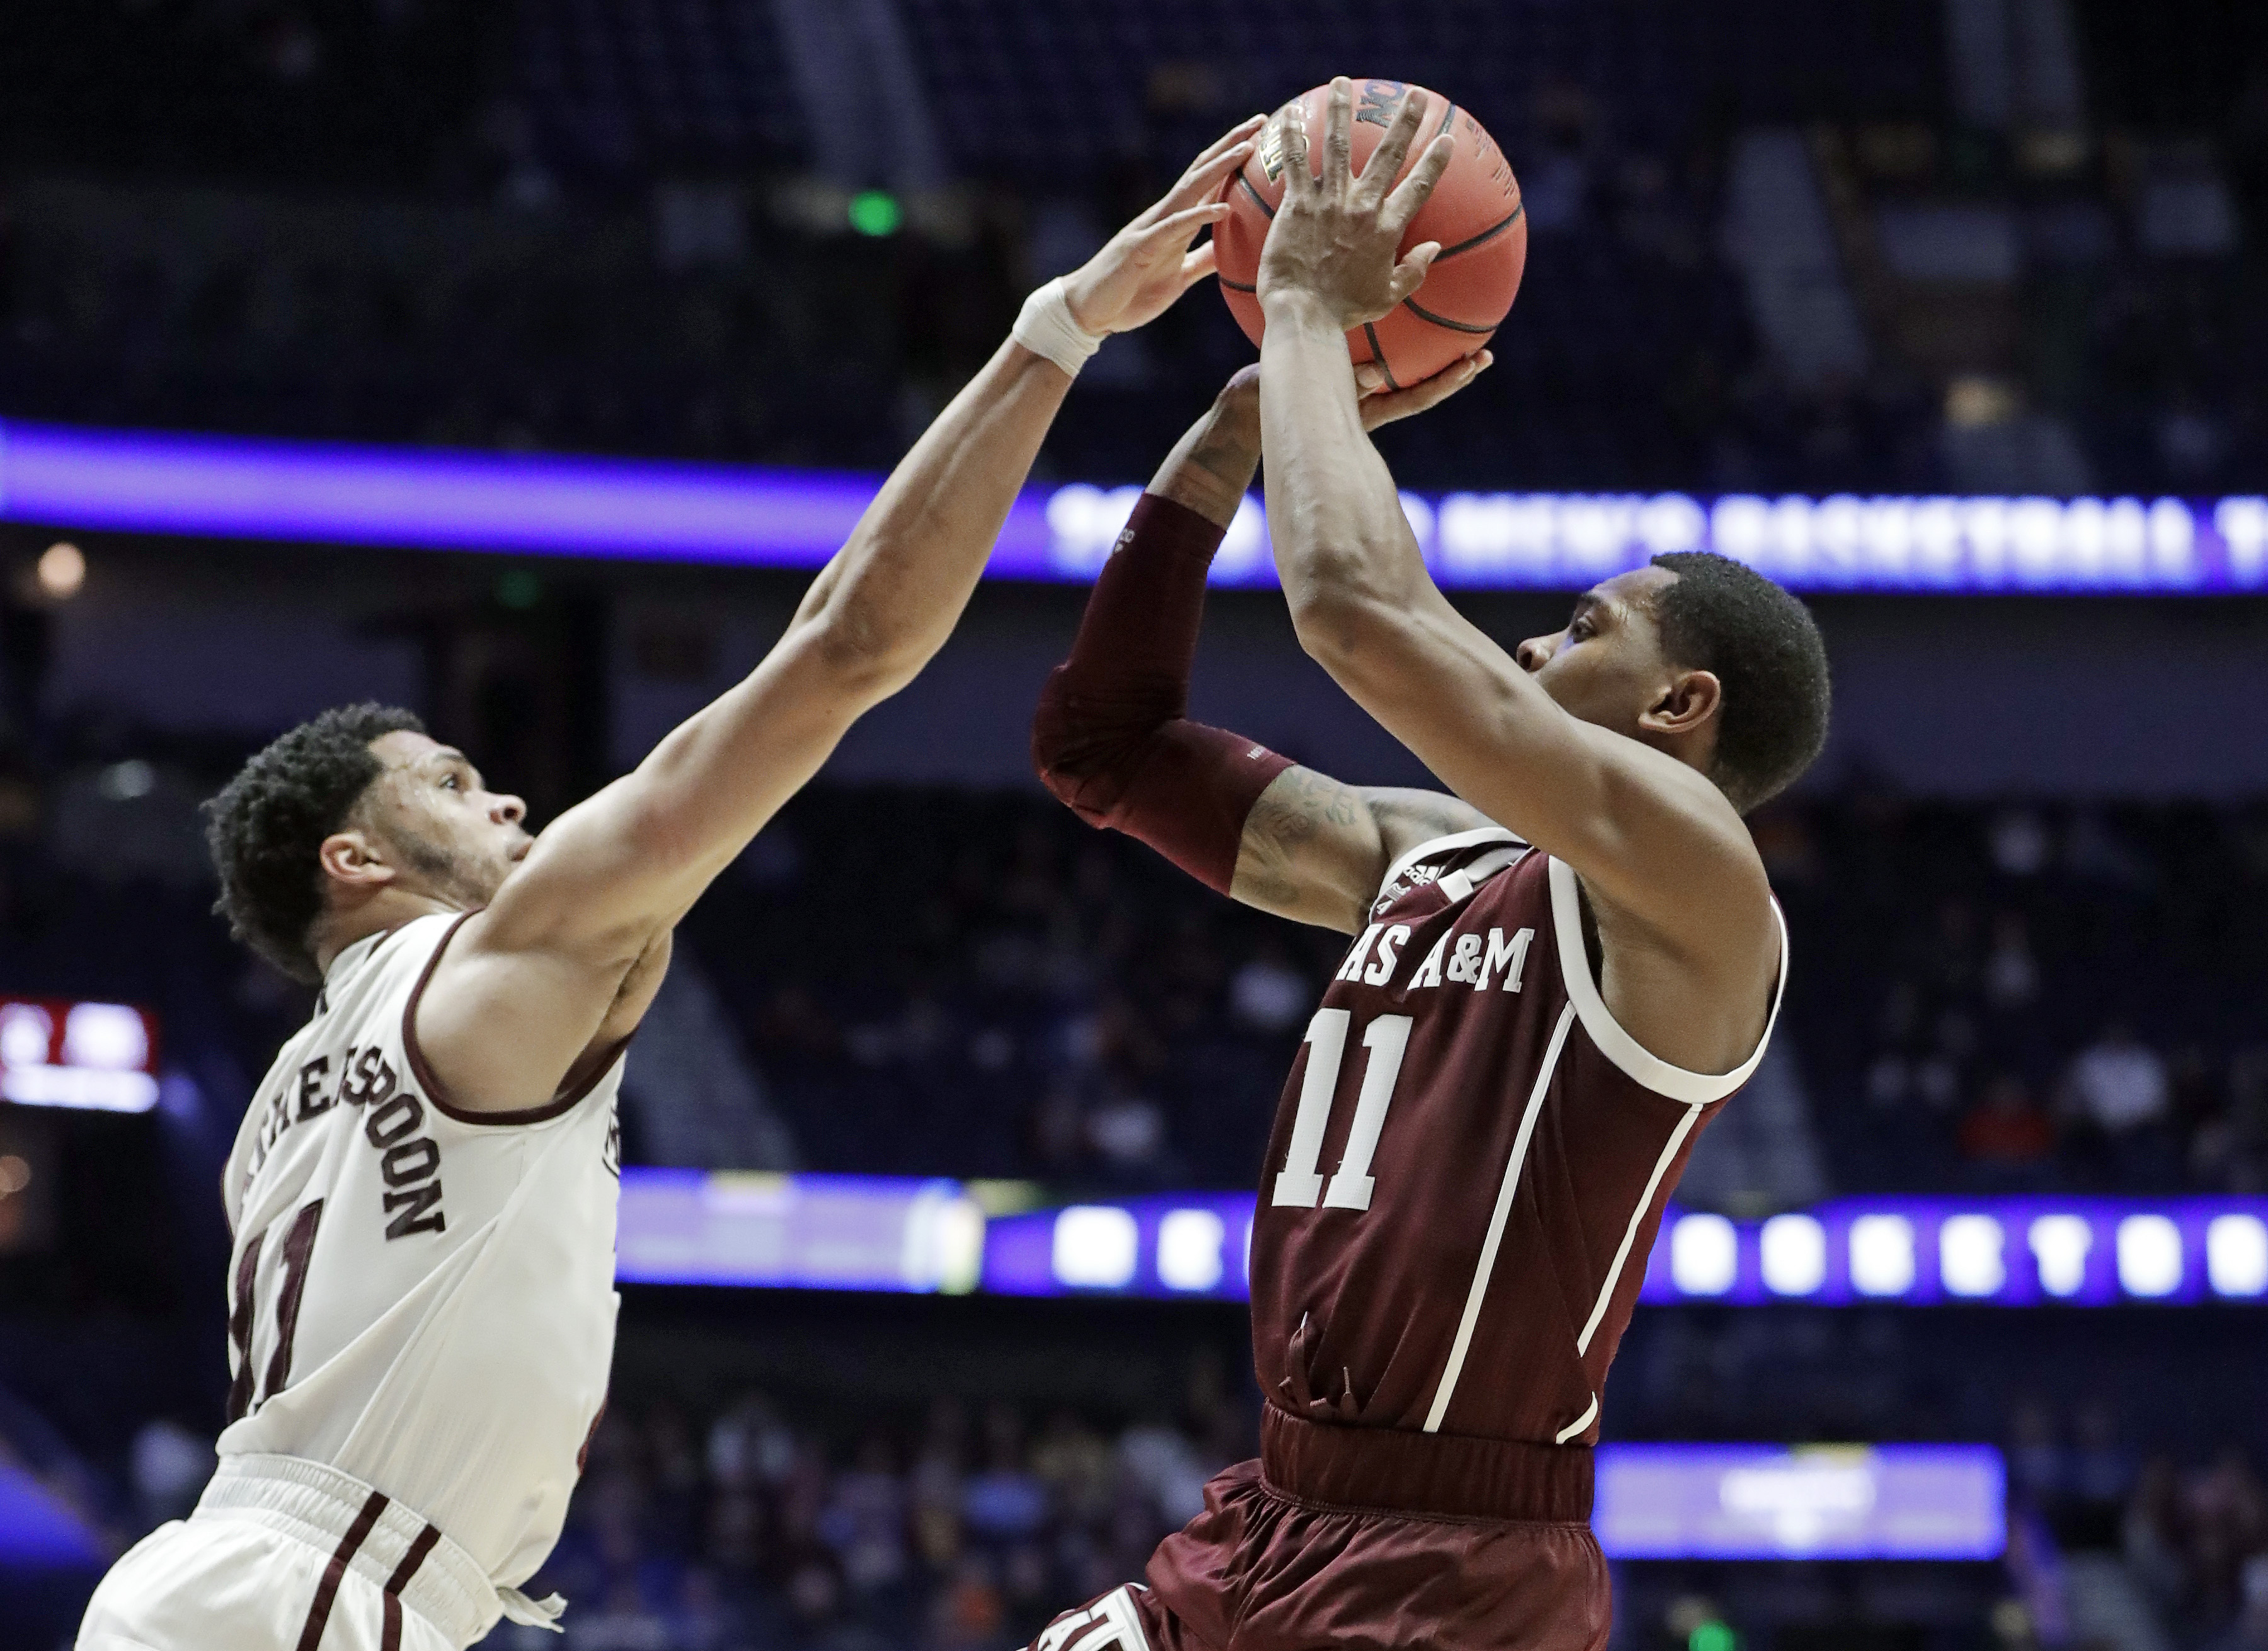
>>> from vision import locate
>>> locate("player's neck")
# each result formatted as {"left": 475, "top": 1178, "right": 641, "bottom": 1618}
{"left": 309, "top": 888, "right": 466, "bottom": 978}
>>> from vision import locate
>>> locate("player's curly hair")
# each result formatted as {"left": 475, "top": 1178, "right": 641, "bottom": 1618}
{"left": 203, "top": 703, "right": 427, "bottom": 982}
{"left": 1649, "top": 552, "right": 1831, "bottom": 814}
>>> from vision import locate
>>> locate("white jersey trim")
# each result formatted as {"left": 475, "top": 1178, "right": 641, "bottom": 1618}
{"left": 1545, "top": 856, "right": 1789, "bottom": 1106}
{"left": 1375, "top": 825, "right": 1523, "bottom": 903}
{"left": 1575, "top": 1099, "right": 1707, "bottom": 1357}
{"left": 1436, "top": 843, "right": 1526, "bottom": 905}
{"left": 1034, "top": 1583, "right": 1152, "bottom": 1651}
{"left": 1555, "top": 1392, "right": 1600, "bottom": 1444}
{"left": 1421, "top": 999, "right": 1578, "bottom": 1434}
{"left": 401, "top": 909, "right": 632, "bottom": 1127}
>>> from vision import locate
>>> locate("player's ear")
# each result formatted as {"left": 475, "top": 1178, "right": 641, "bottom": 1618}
{"left": 1639, "top": 668, "right": 1722, "bottom": 740}
{"left": 318, "top": 828, "right": 399, "bottom": 893}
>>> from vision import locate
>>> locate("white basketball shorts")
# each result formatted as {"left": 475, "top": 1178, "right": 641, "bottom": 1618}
{"left": 77, "top": 1454, "right": 517, "bottom": 1651}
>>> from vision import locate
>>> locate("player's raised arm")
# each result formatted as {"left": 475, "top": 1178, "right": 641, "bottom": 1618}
{"left": 415, "top": 120, "right": 1264, "bottom": 1111}
{"left": 1032, "top": 363, "right": 1489, "bottom": 934}
{"left": 1252, "top": 81, "right": 1785, "bottom": 1017}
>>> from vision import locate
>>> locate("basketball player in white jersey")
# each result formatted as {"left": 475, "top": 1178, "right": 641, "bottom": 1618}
{"left": 75, "top": 118, "right": 1268, "bottom": 1651}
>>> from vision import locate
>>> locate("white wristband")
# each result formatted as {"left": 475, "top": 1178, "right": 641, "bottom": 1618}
{"left": 1012, "top": 277, "right": 1106, "bottom": 378}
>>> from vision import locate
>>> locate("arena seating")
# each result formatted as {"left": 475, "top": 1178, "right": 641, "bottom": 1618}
{"left": 459, "top": 1301, "right": 2263, "bottom": 1649}
{"left": 518, "top": 0, "right": 808, "bottom": 182}
{"left": 665, "top": 784, "right": 2268, "bottom": 1203}
{"left": 4, "top": 10, "right": 2266, "bottom": 1645}
{"left": 0, "top": 2, "right": 2254, "bottom": 496}
{"left": 8, "top": 770, "right": 2262, "bottom": 1205}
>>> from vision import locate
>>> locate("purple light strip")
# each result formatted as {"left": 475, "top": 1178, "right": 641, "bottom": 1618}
{"left": 6, "top": 417, "right": 2266, "bottom": 593}
{"left": 1594, "top": 1444, "right": 2006, "bottom": 1560}
{"left": 611, "top": 1172, "right": 2268, "bottom": 1305}
{"left": 0, "top": 418, "right": 1053, "bottom": 567}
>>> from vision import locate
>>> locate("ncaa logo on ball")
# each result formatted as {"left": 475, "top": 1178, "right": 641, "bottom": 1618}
{"left": 1354, "top": 79, "right": 1407, "bottom": 127}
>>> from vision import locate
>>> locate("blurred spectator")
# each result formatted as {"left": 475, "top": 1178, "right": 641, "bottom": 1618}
{"left": 1227, "top": 943, "right": 1309, "bottom": 1035}
{"left": 1981, "top": 912, "right": 2040, "bottom": 1011}
{"left": 961, "top": 1406, "right": 1046, "bottom": 1545}
{"left": 573, "top": 1580, "right": 670, "bottom": 1651}
{"left": 1084, "top": 1080, "right": 1171, "bottom": 1183}
{"left": 462, "top": 1384, "right": 1247, "bottom": 1651}
{"left": 2061, "top": 1022, "right": 2178, "bottom": 1187}
{"left": 1957, "top": 1075, "right": 2055, "bottom": 1185}
{"left": 2126, "top": 1455, "right": 2191, "bottom": 1609}
{"left": 1117, "top": 1420, "right": 1211, "bottom": 1529}
{"left": 670, "top": 1567, "right": 743, "bottom": 1651}
{"left": 2204, "top": 1556, "right": 2268, "bottom": 1651}
{"left": 2007, "top": 1400, "right": 2068, "bottom": 1517}
{"left": 782, "top": 1557, "right": 873, "bottom": 1651}
{"left": 923, "top": 1553, "right": 1004, "bottom": 1650}
{"left": 820, "top": 1435, "right": 910, "bottom": 1596}
{"left": 2063, "top": 1400, "right": 2135, "bottom": 1551}
{"left": 1988, "top": 809, "right": 2054, "bottom": 878}
{"left": 2063, "top": 1025, "right": 2171, "bottom": 1131}
{"left": 129, "top": 1419, "right": 214, "bottom": 1529}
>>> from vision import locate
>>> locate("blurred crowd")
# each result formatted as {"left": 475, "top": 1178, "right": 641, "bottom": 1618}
{"left": 9, "top": 755, "right": 2268, "bottom": 1205}
{"left": 1, "top": 3, "right": 2261, "bottom": 495}
{"left": 1763, "top": 794, "right": 2268, "bottom": 1200}
{"left": 670, "top": 786, "right": 1328, "bottom": 1192}
{"left": 655, "top": 784, "right": 2268, "bottom": 1200}
{"left": 17, "top": 1315, "right": 2252, "bottom": 1651}
{"left": 474, "top": 1371, "right": 1251, "bottom": 1651}
{"left": 2003, "top": 1396, "right": 2268, "bottom": 1651}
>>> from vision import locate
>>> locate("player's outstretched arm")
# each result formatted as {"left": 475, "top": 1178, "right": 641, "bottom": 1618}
{"left": 1253, "top": 83, "right": 1775, "bottom": 1015}
{"left": 1033, "top": 365, "right": 1489, "bottom": 934}
{"left": 419, "top": 120, "right": 1265, "bottom": 1112}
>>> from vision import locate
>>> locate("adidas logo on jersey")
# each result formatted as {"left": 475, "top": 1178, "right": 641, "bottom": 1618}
{"left": 1372, "top": 864, "right": 1440, "bottom": 915}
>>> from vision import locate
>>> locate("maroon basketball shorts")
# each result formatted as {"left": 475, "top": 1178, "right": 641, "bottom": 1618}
{"left": 1029, "top": 1408, "right": 1609, "bottom": 1651}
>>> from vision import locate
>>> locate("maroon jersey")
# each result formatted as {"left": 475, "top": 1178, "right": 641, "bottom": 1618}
{"left": 1250, "top": 827, "right": 1787, "bottom": 1451}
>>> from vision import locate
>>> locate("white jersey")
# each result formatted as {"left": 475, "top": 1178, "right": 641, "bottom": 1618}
{"left": 216, "top": 911, "right": 626, "bottom": 1592}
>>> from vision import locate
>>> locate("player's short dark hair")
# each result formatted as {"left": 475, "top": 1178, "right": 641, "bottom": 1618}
{"left": 1647, "top": 552, "right": 1831, "bottom": 813}
{"left": 203, "top": 703, "right": 427, "bottom": 982}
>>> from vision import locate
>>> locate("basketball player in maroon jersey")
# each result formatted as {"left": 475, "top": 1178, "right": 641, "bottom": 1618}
{"left": 1027, "top": 84, "right": 1831, "bottom": 1650}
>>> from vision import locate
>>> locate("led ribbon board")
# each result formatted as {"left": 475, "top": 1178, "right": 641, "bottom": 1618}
{"left": 0, "top": 998, "right": 159, "bottom": 1113}
{"left": 615, "top": 1170, "right": 987, "bottom": 1293}
{"left": 613, "top": 1175, "right": 2268, "bottom": 1306}
{"left": 1641, "top": 1198, "right": 2268, "bottom": 1306}
{"left": 1594, "top": 1444, "right": 2006, "bottom": 1560}
{"left": 5, "top": 418, "right": 2267, "bottom": 593}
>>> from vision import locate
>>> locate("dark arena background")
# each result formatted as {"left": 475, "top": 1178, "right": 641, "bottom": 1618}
{"left": 3, "top": 2, "right": 2267, "bottom": 1648}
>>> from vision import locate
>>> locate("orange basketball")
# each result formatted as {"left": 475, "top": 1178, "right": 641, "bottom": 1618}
{"left": 1214, "top": 80, "right": 1526, "bottom": 388}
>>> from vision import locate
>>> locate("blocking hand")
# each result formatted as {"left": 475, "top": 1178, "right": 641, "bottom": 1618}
{"left": 1061, "top": 117, "right": 1266, "bottom": 336}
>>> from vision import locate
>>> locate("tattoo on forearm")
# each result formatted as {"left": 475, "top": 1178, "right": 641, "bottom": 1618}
{"left": 1235, "top": 773, "right": 1489, "bottom": 930}
{"left": 1237, "top": 769, "right": 1372, "bottom": 923}
{"left": 1249, "top": 770, "right": 1360, "bottom": 848}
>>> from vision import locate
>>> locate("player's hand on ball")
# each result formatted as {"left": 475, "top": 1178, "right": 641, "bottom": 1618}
{"left": 1355, "top": 350, "right": 1491, "bottom": 431}
{"left": 1257, "top": 77, "right": 1455, "bottom": 330}
{"left": 1061, "top": 116, "right": 1266, "bottom": 336}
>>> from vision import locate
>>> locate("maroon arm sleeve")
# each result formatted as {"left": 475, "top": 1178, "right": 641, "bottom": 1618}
{"left": 1031, "top": 493, "right": 1293, "bottom": 893}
